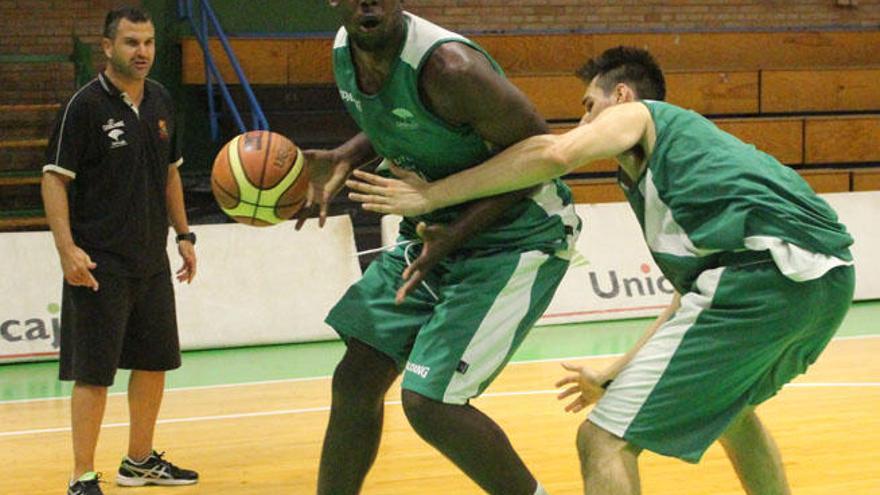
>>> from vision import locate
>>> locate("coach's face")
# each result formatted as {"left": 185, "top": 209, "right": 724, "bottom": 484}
{"left": 103, "top": 19, "right": 155, "bottom": 81}
{"left": 329, "top": 0, "right": 405, "bottom": 52}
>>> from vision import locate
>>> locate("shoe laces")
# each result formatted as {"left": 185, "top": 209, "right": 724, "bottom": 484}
{"left": 148, "top": 451, "right": 185, "bottom": 475}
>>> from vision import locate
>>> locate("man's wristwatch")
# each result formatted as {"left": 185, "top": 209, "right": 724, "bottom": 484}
{"left": 176, "top": 232, "right": 196, "bottom": 245}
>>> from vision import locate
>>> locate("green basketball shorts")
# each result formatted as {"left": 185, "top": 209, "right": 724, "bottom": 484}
{"left": 589, "top": 262, "right": 855, "bottom": 462}
{"left": 326, "top": 244, "right": 570, "bottom": 404}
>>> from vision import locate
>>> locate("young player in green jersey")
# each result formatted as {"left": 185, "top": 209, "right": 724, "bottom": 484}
{"left": 347, "top": 46, "right": 855, "bottom": 495}
{"left": 299, "top": 1, "right": 579, "bottom": 494}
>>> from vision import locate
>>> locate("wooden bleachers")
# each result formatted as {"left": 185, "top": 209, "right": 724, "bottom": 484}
{"left": 179, "top": 30, "right": 880, "bottom": 204}
{"left": 853, "top": 168, "right": 880, "bottom": 191}
{"left": 181, "top": 30, "right": 880, "bottom": 83}
{"left": 715, "top": 118, "right": 804, "bottom": 165}
{"left": 805, "top": 116, "right": 880, "bottom": 164}
{"left": 762, "top": 68, "right": 880, "bottom": 114}
{"left": 0, "top": 102, "right": 56, "bottom": 232}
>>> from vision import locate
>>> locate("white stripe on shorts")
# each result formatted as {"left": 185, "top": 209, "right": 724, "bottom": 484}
{"left": 442, "top": 250, "right": 551, "bottom": 404}
{"left": 589, "top": 267, "right": 726, "bottom": 437}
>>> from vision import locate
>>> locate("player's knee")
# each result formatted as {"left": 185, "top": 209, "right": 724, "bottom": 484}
{"left": 576, "top": 420, "right": 624, "bottom": 462}
{"left": 576, "top": 420, "right": 594, "bottom": 458}
{"left": 330, "top": 341, "right": 398, "bottom": 405}
{"left": 401, "top": 389, "right": 444, "bottom": 438}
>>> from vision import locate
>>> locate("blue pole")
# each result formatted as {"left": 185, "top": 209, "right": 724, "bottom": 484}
{"left": 188, "top": 4, "right": 246, "bottom": 134}
{"left": 200, "top": 0, "right": 270, "bottom": 131}
{"left": 201, "top": 5, "right": 218, "bottom": 140}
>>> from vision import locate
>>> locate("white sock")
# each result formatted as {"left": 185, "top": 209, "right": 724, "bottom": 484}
{"left": 534, "top": 482, "right": 549, "bottom": 495}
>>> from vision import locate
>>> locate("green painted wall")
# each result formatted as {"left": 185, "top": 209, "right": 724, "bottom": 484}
{"left": 194, "top": 1, "right": 338, "bottom": 35}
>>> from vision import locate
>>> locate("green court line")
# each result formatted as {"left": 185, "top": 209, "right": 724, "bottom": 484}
{"left": 1, "top": 301, "right": 878, "bottom": 402}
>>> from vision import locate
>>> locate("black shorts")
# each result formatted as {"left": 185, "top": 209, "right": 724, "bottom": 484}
{"left": 59, "top": 269, "right": 181, "bottom": 386}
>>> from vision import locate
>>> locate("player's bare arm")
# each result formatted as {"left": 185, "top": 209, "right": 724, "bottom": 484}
{"left": 349, "top": 101, "right": 653, "bottom": 217}
{"left": 405, "top": 40, "right": 550, "bottom": 238}
{"left": 375, "top": 41, "right": 552, "bottom": 301}
{"left": 555, "top": 292, "right": 680, "bottom": 413}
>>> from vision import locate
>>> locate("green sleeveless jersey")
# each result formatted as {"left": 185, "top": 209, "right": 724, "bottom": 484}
{"left": 332, "top": 12, "right": 579, "bottom": 254}
{"left": 622, "top": 101, "right": 853, "bottom": 292}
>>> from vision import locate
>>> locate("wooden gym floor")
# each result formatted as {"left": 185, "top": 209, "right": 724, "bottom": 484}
{"left": 2, "top": 303, "right": 879, "bottom": 494}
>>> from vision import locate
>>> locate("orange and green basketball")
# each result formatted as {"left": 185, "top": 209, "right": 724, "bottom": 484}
{"left": 211, "top": 130, "right": 309, "bottom": 226}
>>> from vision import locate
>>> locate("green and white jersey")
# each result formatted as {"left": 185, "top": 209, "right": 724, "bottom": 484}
{"left": 622, "top": 100, "right": 853, "bottom": 292}
{"left": 333, "top": 12, "right": 579, "bottom": 255}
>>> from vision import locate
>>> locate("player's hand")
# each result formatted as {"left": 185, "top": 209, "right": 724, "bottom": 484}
{"left": 395, "top": 222, "right": 455, "bottom": 304}
{"left": 347, "top": 163, "right": 434, "bottom": 217}
{"left": 296, "top": 148, "right": 353, "bottom": 229}
{"left": 555, "top": 363, "right": 609, "bottom": 413}
{"left": 176, "top": 240, "right": 197, "bottom": 283}
{"left": 59, "top": 244, "right": 99, "bottom": 291}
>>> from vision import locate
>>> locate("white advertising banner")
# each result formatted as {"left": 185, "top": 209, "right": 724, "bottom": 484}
{"left": 0, "top": 216, "right": 361, "bottom": 363}
{"left": 381, "top": 191, "right": 880, "bottom": 326}
{"left": 3, "top": 192, "right": 877, "bottom": 363}
{"left": 820, "top": 191, "right": 880, "bottom": 300}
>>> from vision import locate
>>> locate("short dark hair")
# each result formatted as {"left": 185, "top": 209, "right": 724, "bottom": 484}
{"left": 576, "top": 46, "right": 666, "bottom": 101}
{"left": 103, "top": 7, "right": 152, "bottom": 39}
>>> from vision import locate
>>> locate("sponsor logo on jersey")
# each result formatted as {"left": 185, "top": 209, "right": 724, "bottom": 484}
{"left": 103, "top": 118, "right": 128, "bottom": 148}
{"left": 102, "top": 118, "right": 125, "bottom": 131}
{"left": 405, "top": 361, "right": 431, "bottom": 379}
{"left": 158, "top": 119, "right": 169, "bottom": 141}
{"left": 339, "top": 90, "right": 362, "bottom": 112}
{"left": 391, "top": 107, "right": 418, "bottom": 130}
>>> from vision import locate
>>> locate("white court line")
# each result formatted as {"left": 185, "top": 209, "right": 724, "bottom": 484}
{"left": 1, "top": 382, "right": 879, "bottom": 439}
{"left": 2, "top": 334, "right": 879, "bottom": 407}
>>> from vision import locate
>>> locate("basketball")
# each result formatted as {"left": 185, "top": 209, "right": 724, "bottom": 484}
{"left": 210, "top": 130, "right": 309, "bottom": 226}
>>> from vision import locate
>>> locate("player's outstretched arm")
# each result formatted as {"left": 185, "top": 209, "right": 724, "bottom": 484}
{"left": 348, "top": 101, "right": 651, "bottom": 216}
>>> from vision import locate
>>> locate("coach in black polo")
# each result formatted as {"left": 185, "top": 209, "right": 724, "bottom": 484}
{"left": 41, "top": 7, "right": 198, "bottom": 495}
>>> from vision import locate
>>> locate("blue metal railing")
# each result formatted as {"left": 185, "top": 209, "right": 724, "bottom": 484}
{"left": 178, "top": 0, "right": 269, "bottom": 140}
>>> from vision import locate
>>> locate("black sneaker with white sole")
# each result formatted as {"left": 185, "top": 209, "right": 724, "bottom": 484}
{"left": 67, "top": 472, "right": 103, "bottom": 495}
{"left": 116, "top": 450, "right": 198, "bottom": 487}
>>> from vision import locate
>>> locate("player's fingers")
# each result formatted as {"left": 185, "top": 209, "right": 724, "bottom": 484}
{"left": 557, "top": 385, "right": 581, "bottom": 400}
{"left": 561, "top": 362, "right": 582, "bottom": 373}
{"left": 396, "top": 271, "right": 423, "bottom": 305}
{"left": 351, "top": 169, "right": 390, "bottom": 185}
{"left": 554, "top": 375, "right": 577, "bottom": 388}
{"left": 360, "top": 203, "right": 392, "bottom": 214}
{"left": 345, "top": 178, "right": 389, "bottom": 195}
{"left": 85, "top": 272, "right": 99, "bottom": 291}
{"left": 304, "top": 186, "right": 315, "bottom": 209}
{"left": 294, "top": 203, "right": 313, "bottom": 230}
{"left": 347, "top": 192, "right": 385, "bottom": 204}
{"left": 319, "top": 194, "right": 335, "bottom": 227}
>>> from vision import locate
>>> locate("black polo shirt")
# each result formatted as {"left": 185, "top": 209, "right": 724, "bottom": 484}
{"left": 44, "top": 72, "right": 182, "bottom": 277}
